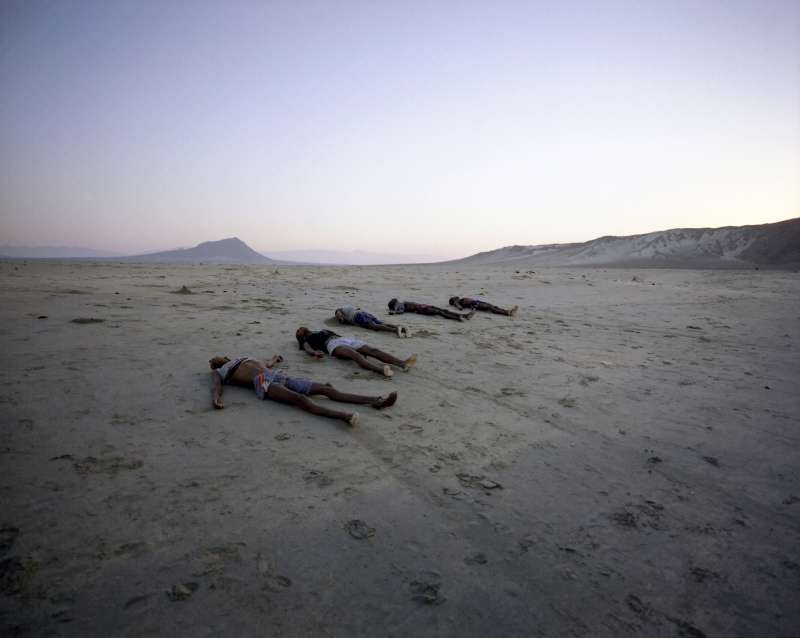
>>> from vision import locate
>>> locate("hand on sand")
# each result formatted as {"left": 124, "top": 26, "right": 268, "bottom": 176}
{"left": 347, "top": 413, "right": 360, "bottom": 427}
{"left": 213, "top": 398, "right": 224, "bottom": 410}
{"left": 313, "top": 351, "right": 325, "bottom": 359}
{"left": 275, "top": 355, "right": 284, "bottom": 363}
{"left": 383, "top": 364, "right": 394, "bottom": 378}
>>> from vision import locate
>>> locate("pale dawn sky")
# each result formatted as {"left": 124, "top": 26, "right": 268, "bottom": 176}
{"left": 1, "top": 0, "right": 798, "bottom": 260}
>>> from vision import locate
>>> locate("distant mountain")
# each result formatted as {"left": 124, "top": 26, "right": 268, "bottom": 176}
{"left": 452, "top": 218, "right": 800, "bottom": 269}
{"left": 123, "top": 237, "right": 275, "bottom": 264}
{"left": 261, "top": 249, "right": 445, "bottom": 265}
{"left": 0, "top": 245, "right": 122, "bottom": 258}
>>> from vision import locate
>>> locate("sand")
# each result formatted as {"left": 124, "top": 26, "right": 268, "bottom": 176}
{"left": 1, "top": 260, "right": 798, "bottom": 637}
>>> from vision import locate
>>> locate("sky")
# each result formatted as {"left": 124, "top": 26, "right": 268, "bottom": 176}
{"left": 1, "top": 0, "right": 798, "bottom": 261}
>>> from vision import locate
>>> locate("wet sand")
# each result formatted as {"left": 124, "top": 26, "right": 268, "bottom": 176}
{"left": 1, "top": 260, "right": 799, "bottom": 636}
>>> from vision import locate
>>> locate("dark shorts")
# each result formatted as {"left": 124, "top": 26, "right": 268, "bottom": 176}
{"left": 354, "top": 311, "right": 380, "bottom": 328}
{"left": 253, "top": 371, "right": 313, "bottom": 399}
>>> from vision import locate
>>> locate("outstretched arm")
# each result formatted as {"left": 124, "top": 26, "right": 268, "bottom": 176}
{"left": 212, "top": 372, "right": 224, "bottom": 409}
{"left": 452, "top": 299, "right": 463, "bottom": 309}
{"left": 266, "top": 355, "right": 284, "bottom": 367}
{"left": 303, "top": 342, "right": 325, "bottom": 359}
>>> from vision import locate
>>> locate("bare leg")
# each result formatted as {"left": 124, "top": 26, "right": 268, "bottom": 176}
{"left": 332, "top": 345, "right": 393, "bottom": 377}
{"left": 432, "top": 306, "right": 472, "bottom": 321}
{"left": 310, "top": 383, "right": 397, "bottom": 409}
{"left": 359, "top": 346, "right": 417, "bottom": 371}
{"left": 358, "top": 345, "right": 403, "bottom": 366}
{"left": 484, "top": 302, "right": 513, "bottom": 316}
{"left": 266, "top": 384, "right": 356, "bottom": 424}
{"left": 378, "top": 321, "right": 409, "bottom": 337}
{"left": 367, "top": 321, "right": 397, "bottom": 334}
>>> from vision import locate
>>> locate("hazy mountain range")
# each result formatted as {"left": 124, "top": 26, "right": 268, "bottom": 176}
{"left": 263, "top": 249, "right": 445, "bottom": 265}
{"left": 451, "top": 218, "right": 800, "bottom": 269}
{"left": 0, "top": 245, "right": 122, "bottom": 259}
{"left": 115, "top": 238, "right": 274, "bottom": 264}
{"left": 2, "top": 218, "right": 797, "bottom": 267}
{"left": 0, "top": 240, "right": 440, "bottom": 265}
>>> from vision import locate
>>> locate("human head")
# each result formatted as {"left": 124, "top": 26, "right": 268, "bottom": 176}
{"left": 334, "top": 309, "right": 344, "bottom": 323}
{"left": 296, "top": 326, "right": 310, "bottom": 349}
{"left": 209, "top": 356, "right": 230, "bottom": 370}
{"left": 388, "top": 298, "right": 398, "bottom": 310}
{"left": 448, "top": 296, "right": 458, "bottom": 306}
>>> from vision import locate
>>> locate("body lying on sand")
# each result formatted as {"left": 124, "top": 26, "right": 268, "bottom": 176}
{"left": 334, "top": 305, "right": 409, "bottom": 337}
{"left": 449, "top": 296, "right": 518, "bottom": 316}
{"left": 295, "top": 327, "right": 417, "bottom": 377}
{"left": 387, "top": 298, "right": 474, "bottom": 321}
{"left": 209, "top": 355, "right": 397, "bottom": 426}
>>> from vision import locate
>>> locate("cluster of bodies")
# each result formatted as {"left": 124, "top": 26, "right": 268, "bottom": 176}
{"left": 210, "top": 296, "right": 518, "bottom": 426}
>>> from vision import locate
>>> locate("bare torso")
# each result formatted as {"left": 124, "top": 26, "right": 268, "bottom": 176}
{"left": 226, "top": 358, "right": 270, "bottom": 387}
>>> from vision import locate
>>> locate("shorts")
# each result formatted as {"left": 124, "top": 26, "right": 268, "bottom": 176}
{"left": 326, "top": 337, "right": 366, "bottom": 355}
{"left": 354, "top": 311, "right": 380, "bottom": 328}
{"left": 253, "top": 370, "right": 313, "bottom": 399}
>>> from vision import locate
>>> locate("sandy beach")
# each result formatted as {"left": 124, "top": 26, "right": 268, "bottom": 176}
{"left": 1, "top": 260, "right": 798, "bottom": 637}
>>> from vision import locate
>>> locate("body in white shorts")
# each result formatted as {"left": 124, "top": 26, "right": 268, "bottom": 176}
{"left": 326, "top": 337, "right": 366, "bottom": 355}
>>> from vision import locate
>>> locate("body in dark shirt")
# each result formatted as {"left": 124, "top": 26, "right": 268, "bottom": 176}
{"left": 448, "top": 296, "right": 517, "bottom": 316}
{"left": 297, "top": 329, "right": 339, "bottom": 352}
{"left": 387, "top": 298, "right": 471, "bottom": 322}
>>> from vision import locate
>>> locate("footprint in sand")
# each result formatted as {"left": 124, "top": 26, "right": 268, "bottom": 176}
{"left": 304, "top": 470, "right": 333, "bottom": 487}
{"left": 464, "top": 553, "right": 488, "bottom": 565}
{"left": 166, "top": 582, "right": 199, "bottom": 601}
{"left": 410, "top": 578, "right": 446, "bottom": 605}
{"left": 413, "top": 329, "right": 438, "bottom": 338}
{"left": 257, "top": 553, "right": 292, "bottom": 591}
{"left": 344, "top": 519, "right": 375, "bottom": 540}
{"left": 73, "top": 456, "right": 143, "bottom": 477}
{"left": 0, "top": 526, "right": 19, "bottom": 557}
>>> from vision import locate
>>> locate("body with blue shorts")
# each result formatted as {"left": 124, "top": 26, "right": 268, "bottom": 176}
{"left": 334, "top": 305, "right": 408, "bottom": 338}
{"left": 209, "top": 355, "right": 397, "bottom": 426}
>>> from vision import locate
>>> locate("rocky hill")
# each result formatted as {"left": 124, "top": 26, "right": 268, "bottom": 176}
{"left": 454, "top": 218, "right": 800, "bottom": 269}
{"left": 123, "top": 237, "right": 275, "bottom": 264}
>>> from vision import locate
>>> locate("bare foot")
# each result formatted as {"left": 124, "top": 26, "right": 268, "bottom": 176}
{"left": 403, "top": 354, "right": 418, "bottom": 372}
{"left": 371, "top": 391, "right": 398, "bottom": 409}
{"left": 383, "top": 364, "right": 394, "bottom": 378}
{"left": 510, "top": 305, "right": 518, "bottom": 316}
{"left": 396, "top": 325, "right": 404, "bottom": 337}
{"left": 347, "top": 413, "right": 360, "bottom": 427}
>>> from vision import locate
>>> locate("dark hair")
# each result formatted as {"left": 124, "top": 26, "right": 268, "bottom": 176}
{"left": 388, "top": 298, "right": 398, "bottom": 309}
{"left": 449, "top": 296, "right": 457, "bottom": 305}
{"left": 296, "top": 327, "right": 306, "bottom": 350}
{"left": 209, "top": 356, "right": 226, "bottom": 369}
